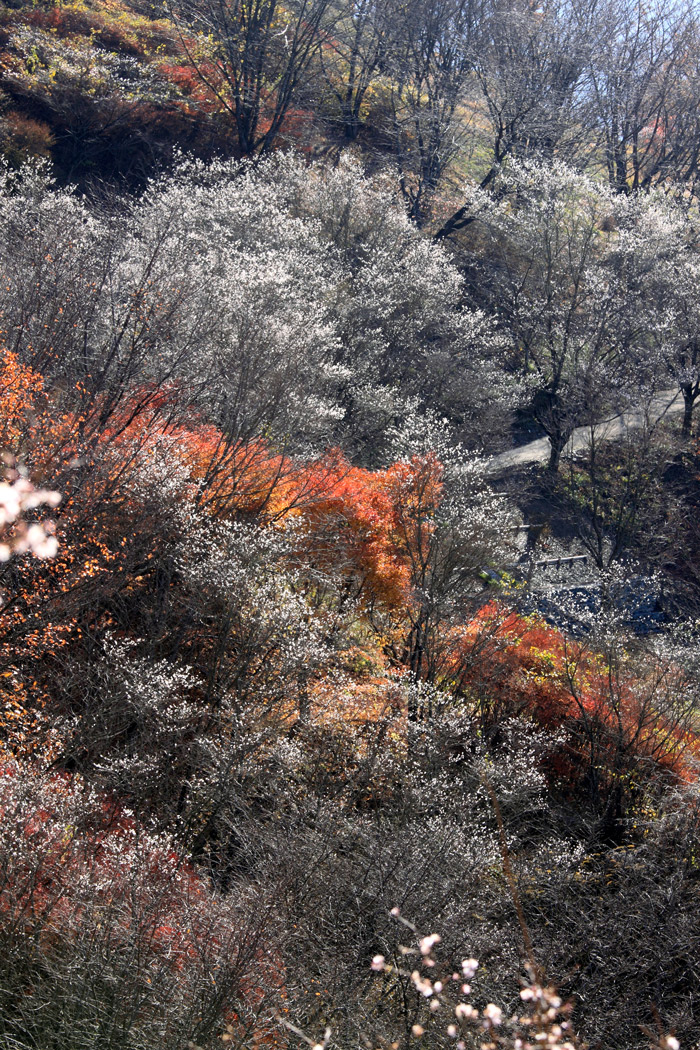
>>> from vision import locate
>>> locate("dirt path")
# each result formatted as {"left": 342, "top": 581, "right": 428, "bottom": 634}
{"left": 489, "top": 389, "right": 684, "bottom": 472}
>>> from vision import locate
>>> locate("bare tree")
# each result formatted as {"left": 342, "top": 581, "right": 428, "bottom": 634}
{"left": 434, "top": 0, "right": 596, "bottom": 242}
{"left": 463, "top": 161, "right": 643, "bottom": 473}
{"left": 476, "top": 0, "right": 594, "bottom": 169}
{"left": 584, "top": 0, "right": 700, "bottom": 194}
{"left": 169, "top": 0, "right": 334, "bottom": 155}
{"left": 319, "top": 0, "right": 397, "bottom": 142}
{"left": 385, "top": 0, "right": 484, "bottom": 224}
{"left": 559, "top": 414, "right": 676, "bottom": 571}
{"left": 381, "top": 450, "right": 512, "bottom": 690}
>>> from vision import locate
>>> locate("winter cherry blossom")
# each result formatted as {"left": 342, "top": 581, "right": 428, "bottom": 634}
{"left": 411, "top": 971, "right": 435, "bottom": 997}
{"left": 419, "top": 933, "right": 441, "bottom": 955}
{"left": 373, "top": 924, "right": 682, "bottom": 1050}
{"left": 483, "top": 1004, "right": 503, "bottom": 1026}
{"left": 0, "top": 474, "right": 60, "bottom": 562}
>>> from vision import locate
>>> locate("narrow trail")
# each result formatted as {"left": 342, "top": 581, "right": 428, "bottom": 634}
{"left": 489, "top": 389, "right": 685, "bottom": 472}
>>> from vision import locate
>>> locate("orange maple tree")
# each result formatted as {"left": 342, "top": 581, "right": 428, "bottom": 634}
{"left": 449, "top": 604, "right": 699, "bottom": 803}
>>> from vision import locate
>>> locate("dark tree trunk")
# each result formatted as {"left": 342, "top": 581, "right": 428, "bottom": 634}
{"left": 547, "top": 431, "right": 568, "bottom": 474}
{"left": 681, "top": 384, "right": 695, "bottom": 437}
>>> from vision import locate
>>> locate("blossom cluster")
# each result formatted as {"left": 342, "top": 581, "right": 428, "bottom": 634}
{"left": 0, "top": 470, "right": 60, "bottom": 562}
{"left": 369, "top": 913, "right": 680, "bottom": 1050}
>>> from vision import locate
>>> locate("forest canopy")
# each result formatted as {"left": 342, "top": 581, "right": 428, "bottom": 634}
{"left": 2, "top": 2, "right": 700, "bottom": 1049}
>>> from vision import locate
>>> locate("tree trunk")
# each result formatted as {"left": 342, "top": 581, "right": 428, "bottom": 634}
{"left": 298, "top": 669, "right": 310, "bottom": 724}
{"left": 547, "top": 432, "right": 568, "bottom": 474}
{"left": 681, "top": 384, "right": 694, "bottom": 437}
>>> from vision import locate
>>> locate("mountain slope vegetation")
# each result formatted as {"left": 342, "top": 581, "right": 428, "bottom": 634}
{"left": 2, "top": 3, "right": 700, "bottom": 1049}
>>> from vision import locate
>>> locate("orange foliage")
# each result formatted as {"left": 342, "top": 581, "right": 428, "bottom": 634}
{"left": 451, "top": 604, "right": 699, "bottom": 785}
{"left": 0, "top": 348, "right": 45, "bottom": 453}
{"left": 295, "top": 450, "right": 413, "bottom": 608}
{"left": 0, "top": 365, "right": 444, "bottom": 758}
{"left": 298, "top": 450, "right": 443, "bottom": 607}
{"left": 87, "top": 401, "right": 445, "bottom": 613}
{"left": 158, "top": 60, "right": 224, "bottom": 108}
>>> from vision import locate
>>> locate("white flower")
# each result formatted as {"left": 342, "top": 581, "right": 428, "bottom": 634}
{"left": 411, "top": 971, "right": 433, "bottom": 997}
{"left": 419, "top": 933, "right": 441, "bottom": 955}
{"left": 482, "top": 1004, "right": 502, "bottom": 1026}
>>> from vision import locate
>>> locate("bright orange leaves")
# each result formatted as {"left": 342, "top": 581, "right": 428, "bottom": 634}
{"left": 452, "top": 603, "right": 699, "bottom": 786}
{"left": 0, "top": 348, "right": 45, "bottom": 453}
{"left": 295, "top": 451, "right": 442, "bottom": 610}
{"left": 91, "top": 399, "right": 446, "bottom": 613}
{"left": 3, "top": 349, "right": 696, "bottom": 818}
